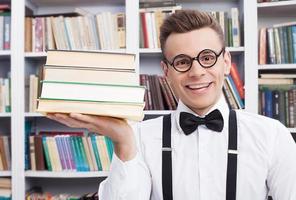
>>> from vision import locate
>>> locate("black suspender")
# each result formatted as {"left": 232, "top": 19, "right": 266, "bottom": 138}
{"left": 162, "top": 114, "right": 173, "bottom": 200}
{"left": 162, "top": 110, "right": 238, "bottom": 200}
{"left": 226, "top": 110, "right": 238, "bottom": 200}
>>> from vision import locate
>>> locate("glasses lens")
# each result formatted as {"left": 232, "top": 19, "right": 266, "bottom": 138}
{"left": 199, "top": 50, "right": 217, "bottom": 67}
{"left": 173, "top": 55, "right": 191, "bottom": 71}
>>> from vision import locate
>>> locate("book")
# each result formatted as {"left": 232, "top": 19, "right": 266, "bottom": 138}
{"left": 39, "top": 81, "right": 145, "bottom": 104}
{"left": 45, "top": 50, "right": 135, "bottom": 70}
{"left": 37, "top": 99, "right": 145, "bottom": 121}
{"left": 259, "top": 78, "right": 295, "bottom": 85}
{"left": 42, "top": 65, "right": 138, "bottom": 85}
{"left": 230, "top": 63, "right": 244, "bottom": 99}
{"left": 260, "top": 73, "right": 296, "bottom": 78}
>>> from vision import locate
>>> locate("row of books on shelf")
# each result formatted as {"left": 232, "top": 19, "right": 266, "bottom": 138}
{"left": 140, "top": 74, "right": 177, "bottom": 110}
{"left": 24, "top": 11, "right": 126, "bottom": 52}
{"left": 259, "top": 83, "right": 296, "bottom": 128}
{"left": 0, "top": 77, "right": 11, "bottom": 113}
{"left": 26, "top": 187, "right": 97, "bottom": 200}
{"left": 36, "top": 50, "right": 145, "bottom": 121}
{"left": 29, "top": 133, "right": 113, "bottom": 172}
{"left": 0, "top": 178, "right": 11, "bottom": 200}
{"left": 259, "top": 23, "right": 296, "bottom": 65}
{"left": 223, "top": 63, "right": 245, "bottom": 109}
{"left": 139, "top": 6, "right": 241, "bottom": 49}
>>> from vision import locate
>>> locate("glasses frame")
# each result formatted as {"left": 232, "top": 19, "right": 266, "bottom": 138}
{"left": 164, "top": 47, "right": 225, "bottom": 72}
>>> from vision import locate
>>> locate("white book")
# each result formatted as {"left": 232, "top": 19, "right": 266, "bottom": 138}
{"left": 40, "top": 81, "right": 145, "bottom": 104}
{"left": 231, "top": 8, "right": 241, "bottom": 47}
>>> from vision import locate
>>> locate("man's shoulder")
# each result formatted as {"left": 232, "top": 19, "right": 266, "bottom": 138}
{"left": 235, "top": 109, "right": 287, "bottom": 131}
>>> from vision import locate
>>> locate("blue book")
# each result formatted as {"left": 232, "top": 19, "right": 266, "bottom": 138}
{"left": 291, "top": 25, "right": 296, "bottom": 63}
{"left": 264, "top": 89, "right": 273, "bottom": 118}
{"left": 90, "top": 135, "right": 102, "bottom": 171}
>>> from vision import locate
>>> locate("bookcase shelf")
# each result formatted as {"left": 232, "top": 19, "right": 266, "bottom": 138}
{"left": 289, "top": 128, "right": 296, "bottom": 133}
{"left": 139, "top": 47, "right": 245, "bottom": 55}
{"left": 0, "top": 113, "right": 11, "bottom": 118}
{"left": 24, "top": 112, "right": 45, "bottom": 117}
{"left": 0, "top": 50, "right": 11, "bottom": 58}
{"left": 25, "top": 52, "right": 47, "bottom": 58}
{"left": 257, "top": 0, "right": 296, "bottom": 8}
{"left": 0, "top": 171, "right": 11, "bottom": 177}
{"left": 27, "top": 0, "right": 124, "bottom": 7}
{"left": 258, "top": 64, "right": 296, "bottom": 70}
{"left": 25, "top": 170, "right": 109, "bottom": 178}
{"left": 24, "top": 49, "right": 127, "bottom": 58}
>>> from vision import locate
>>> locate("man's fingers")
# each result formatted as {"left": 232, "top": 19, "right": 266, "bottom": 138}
{"left": 47, "top": 113, "right": 87, "bottom": 129}
{"left": 69, "top": 113, "right": 122, "bottom": 125}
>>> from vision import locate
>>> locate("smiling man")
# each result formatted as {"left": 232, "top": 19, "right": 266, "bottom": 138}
{"left": 48, "top": 10, "right": 296, "bottom": 200}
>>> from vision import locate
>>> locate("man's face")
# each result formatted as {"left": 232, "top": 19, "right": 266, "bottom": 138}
{"left": 161, "top": 27, "right": 231, "bottom": 115}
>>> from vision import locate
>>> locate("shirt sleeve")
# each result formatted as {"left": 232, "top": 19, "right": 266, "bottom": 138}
{"left": 98, "top": 123, "right": 152, "bottom": 200}
{"left": 267, "top": 121, "right": 296, "bottom": 200}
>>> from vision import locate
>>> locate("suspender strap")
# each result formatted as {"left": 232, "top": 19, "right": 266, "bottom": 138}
{"left": 162, "top": 110, "right": 238, "bottom": 200}
{"left": 162, "top": 114, "right": 173, "bottom": 200}
{"left": 226, "top": 110, "right": 238, "bottom": 200}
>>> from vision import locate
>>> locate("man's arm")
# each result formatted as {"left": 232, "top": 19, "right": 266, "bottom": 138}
{"left": 267, "top": 121, "right": 296, "bottom": 199}
{"left": 47, "top": 113, "right": 152, "bottom": 200}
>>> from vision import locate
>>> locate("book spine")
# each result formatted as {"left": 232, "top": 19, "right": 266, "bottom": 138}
{"left": 90, "top": 135, "right": 102, "bottom": 171}
{"left": 230, "top": 63, "right": 244, "bottom": 99}
{"left": 42, "top": 136, "right": 52, "bottom": 171}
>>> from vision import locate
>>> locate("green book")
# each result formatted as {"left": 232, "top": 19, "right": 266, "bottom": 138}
{"left": 90, "top": 135, "right": 102, "bottom": 171}
{"left": 77, "top": 136, "right": 90, "bottom": 171}
{"left": 42, "top": 136, "right": 52, "bottom": 171}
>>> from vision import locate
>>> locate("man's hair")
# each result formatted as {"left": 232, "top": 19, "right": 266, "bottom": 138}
{"left": 159, "top": 9, "right": 225, "bottom": 54}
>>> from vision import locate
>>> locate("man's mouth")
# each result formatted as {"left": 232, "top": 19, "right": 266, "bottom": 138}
{"left": 186, "top": 82, "right": 212, "bottom": 90}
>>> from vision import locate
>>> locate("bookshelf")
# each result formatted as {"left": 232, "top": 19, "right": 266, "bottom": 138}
{"left": 4, "top": 0, "right": 293, "bottom": 199}
{"left": 257, "top": 0, "right": 296, "bottom": 129}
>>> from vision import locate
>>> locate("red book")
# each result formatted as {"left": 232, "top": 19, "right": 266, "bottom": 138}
{"left": 140, "top": 12, "right": 149, "bottom": 48}
{"left": 230, "top": 63, "right": 244, "bottom": 99}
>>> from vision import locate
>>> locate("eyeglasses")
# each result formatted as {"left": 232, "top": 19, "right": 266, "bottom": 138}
{"left": 164, "top": 48, "right": 225, "bottom": 72}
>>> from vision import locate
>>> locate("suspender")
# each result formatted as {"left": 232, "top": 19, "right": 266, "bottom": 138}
{"left": 226, "top": 110, "right": 238, "bottom": 200}
{"left": 162, "top": 110, "right": 238, "bottom": 200}
{"left": 162, "top": 114, "right": 173, "bottom": 200}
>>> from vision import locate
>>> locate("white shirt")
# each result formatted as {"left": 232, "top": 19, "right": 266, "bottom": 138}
{"left": 98, "top": 97, "right": 296, "bottom": 200}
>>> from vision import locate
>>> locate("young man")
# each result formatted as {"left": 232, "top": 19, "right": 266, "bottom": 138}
{"left": 48, "top": 10, "right": 296, "bottom": 199}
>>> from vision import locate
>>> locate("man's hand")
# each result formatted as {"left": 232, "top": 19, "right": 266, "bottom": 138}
{"left": 47, "top": 113, "right": 137, "bottom": 161}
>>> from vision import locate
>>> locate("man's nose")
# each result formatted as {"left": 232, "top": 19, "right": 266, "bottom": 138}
{"left": 188, "top": 59, "right": 206, "bottom": 76}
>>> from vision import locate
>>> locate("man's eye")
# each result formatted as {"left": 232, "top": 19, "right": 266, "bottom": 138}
{"left": 200, "top": 55, "right": 215, "bottom": 62}
{"left": 176, "top": 59, "right": 190, "bottom": 66}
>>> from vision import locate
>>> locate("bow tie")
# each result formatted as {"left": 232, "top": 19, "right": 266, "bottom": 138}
{"left": 179, "top": 109, "right": 224, "bottom": 135}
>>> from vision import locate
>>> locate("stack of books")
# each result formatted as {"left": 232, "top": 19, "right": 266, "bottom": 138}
{"left": 37, "top": 50, "right": 145, "bottom": 121}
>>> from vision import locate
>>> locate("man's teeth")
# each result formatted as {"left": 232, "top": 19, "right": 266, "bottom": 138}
{"left": 187, "top": 83, "right": 210, "bottom": 89}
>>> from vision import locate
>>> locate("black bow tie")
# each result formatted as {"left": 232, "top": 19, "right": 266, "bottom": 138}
{"left": 179, "top": 109, "right": 224, "bottom": 135}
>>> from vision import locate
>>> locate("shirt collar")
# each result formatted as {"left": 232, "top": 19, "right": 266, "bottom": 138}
{"left": 174, "top": 95, "right": 230, "bottom": 134}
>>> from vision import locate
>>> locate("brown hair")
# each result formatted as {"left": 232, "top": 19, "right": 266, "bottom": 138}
{"left": 159, "top": 9, "right": 225, "bottom": 54}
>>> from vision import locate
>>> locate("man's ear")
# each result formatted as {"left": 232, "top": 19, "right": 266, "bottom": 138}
{"left": 223, "top": 50, "right": 231, "bottom": 75}
{"left": 161, "top": 60, "right": 169, "bottom": 77}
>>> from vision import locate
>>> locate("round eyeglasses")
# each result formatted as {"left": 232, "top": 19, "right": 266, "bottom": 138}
{"left": 164, "top": 48, "right": 225, "bottom": 72}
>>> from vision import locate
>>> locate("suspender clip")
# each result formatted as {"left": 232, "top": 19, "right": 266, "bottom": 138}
{"left": 162, "top": 147, "right": 172, "bottom": 151}
{"left": 228, "top": 149, "right": 238, "bottom": 154}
